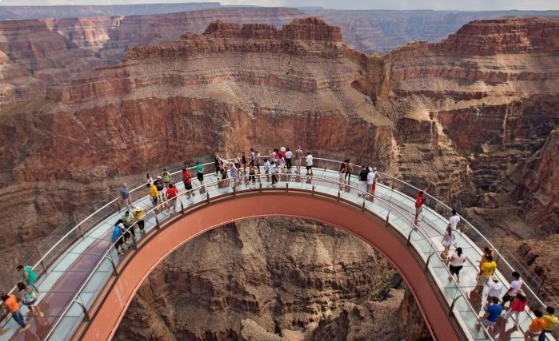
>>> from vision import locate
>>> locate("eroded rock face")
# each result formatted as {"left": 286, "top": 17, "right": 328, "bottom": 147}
{"left": 113, "top": 218, "right": 416, "bottom": 341}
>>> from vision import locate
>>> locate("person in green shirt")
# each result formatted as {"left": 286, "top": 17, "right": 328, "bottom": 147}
{"left": 196, "top": 162, "right": 204, "bottom": 184}
{"left": 17, "top": 265, "right": 38, "bottom": 293}
{"left": 162, "top": 168, "right": 172, "bottom": 187}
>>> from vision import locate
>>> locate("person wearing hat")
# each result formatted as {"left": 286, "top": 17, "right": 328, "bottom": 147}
{"left": 503, "top": 290, "right": 528, "bottom": 326}
{"left": 133, "top": 207, "right": 146, "bottom": 235}
{"left": 486, "top": 275, "right": 503, "bottom": 304}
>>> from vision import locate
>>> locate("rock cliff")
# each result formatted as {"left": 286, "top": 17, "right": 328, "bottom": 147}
{"left": 0, "top": 15, "right": 558, "bottom": 339}
{"left": 113, "top": 218, "right": 418, "bottom": 341}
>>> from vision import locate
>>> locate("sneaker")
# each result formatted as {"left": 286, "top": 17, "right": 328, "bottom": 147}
{"left": 18, "top": 325, "right": 30, "bottom": 333}
{"left": 140, "top": 230, "right": 145, "bottom": 235}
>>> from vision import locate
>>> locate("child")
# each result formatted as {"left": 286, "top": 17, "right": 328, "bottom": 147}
{"left": 17, "top": 282, "right": 43, "bottom": 317}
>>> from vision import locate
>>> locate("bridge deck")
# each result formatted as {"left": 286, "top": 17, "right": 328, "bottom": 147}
{"left": 0, "top": 163, "right": 550, "bottom": 341}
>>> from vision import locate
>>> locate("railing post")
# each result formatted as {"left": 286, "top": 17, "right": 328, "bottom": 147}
{"left": 78, "top": 225, "right": 84, "bottom": 237}
{"left": 312, "top": 185, "right": 315, "bottom": 194}
{"left": 73, "top": 299, "right": 91, "bottom": 321}
{"left": 385, "top": 208, "right": 391, "bottom": 227}
{"left": 286, "top": 182, "right": 289, "bottom": 192}
{"left": 131, "top": 232, "right": 138, "bottom": 250}
{"left": 337, "top": 190, "right": 340, "bottom": 202}
{"left": 362, "top": 200, "right": 365, "bottom": 212}
{"left": 41, "top": 259, "right": 48, "bottom": 272}
{"left": 155, "top": 215, "right": 161, "bottom": 230}
{"left": 425, "top": 253, "right": 435, "bottom": 272}
{"left": 407, "top": 228, "right": 415, "bottom": 246}
{"left": 116, "top": 199, "right": 121, "bottom": 212}
{"left": 180, "top": 199, "right": 185, "bottom": 214}
{"left": 259, "top": 181, "right": 263, "bottom": 192}
{"left": 206, "top": 191, "right": 210, "bottom": 204}
{"left": 233, "top": 185, "right": 237, "bottom": 196}
{"left": 448, "top": 294, "right": 463, "bottom": 317}
{"left": 104, "top": 255, "right": 119, "bottom": 276}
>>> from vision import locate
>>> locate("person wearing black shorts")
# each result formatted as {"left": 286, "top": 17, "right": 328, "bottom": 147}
{"left": 448, "top": 247, "right": 466, "bottom": 283}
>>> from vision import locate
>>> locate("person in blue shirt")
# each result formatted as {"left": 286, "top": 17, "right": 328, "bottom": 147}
{"left": 477, "top": 296, "right": 503, "bottom": 331}
{"left": 111, "top": 219, "right": 125, "bottom": 255}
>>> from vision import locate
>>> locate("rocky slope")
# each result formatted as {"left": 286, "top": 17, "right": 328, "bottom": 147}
{"left": 0, "top": 14, "right": 558, "bottom": 339}
{"left": 113, "top": 218, "right": 423, "bottom": 341}
{"left": 2, "top": 7, "right": 559, "bottom": 104}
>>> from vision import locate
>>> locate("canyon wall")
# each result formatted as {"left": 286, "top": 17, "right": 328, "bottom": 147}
{"left": 113, "top": 218, "right": 423, "bottom": 341}
{"left": 0, "top": 14, "right": 558, "bottom": 339}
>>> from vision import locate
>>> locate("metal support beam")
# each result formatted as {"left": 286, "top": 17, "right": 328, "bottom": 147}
{"left": 448, "top": 294, "right": 463, "bottom": 317}
{"left": 103, "top": 255, "right": 119, "bottom": 276}
{"left": 73, "top": 299, "right": 91, "bottom": 321}
{"left": 155, "top": 215, "right": 161, "bottom": 230}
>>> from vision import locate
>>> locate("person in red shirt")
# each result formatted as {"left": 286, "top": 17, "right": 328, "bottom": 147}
{"left": 414, "top": 188, "right": 428, "bottom": 224}
{"left": 182, "top": 168, "right": 195, "bottom": 199}
{"left": 503, "top": 291, "right": 528, "bottom": 326}
{"left": 165, "top": 183, "right": 179, "bottom": 212}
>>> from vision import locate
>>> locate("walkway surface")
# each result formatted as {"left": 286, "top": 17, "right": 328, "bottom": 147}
{"left": 0, "top": 159, "right": 552, "bottom": 341}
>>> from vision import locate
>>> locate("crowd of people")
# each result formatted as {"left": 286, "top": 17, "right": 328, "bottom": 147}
{"left": 1, "top": 148, "right": 556, "bottom": 339}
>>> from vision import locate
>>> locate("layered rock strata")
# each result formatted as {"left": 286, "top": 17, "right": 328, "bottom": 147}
{"left": 113, "top": 218, "right": 418, "bottom": 341}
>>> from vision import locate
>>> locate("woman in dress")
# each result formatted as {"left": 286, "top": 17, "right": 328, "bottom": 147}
{"left": 441, "top": 225, "right": 455, "bottom": 259}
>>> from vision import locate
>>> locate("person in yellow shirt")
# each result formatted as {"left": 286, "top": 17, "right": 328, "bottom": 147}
{"left": 149, "top": 184, "right": 158, "bottom": 206}
{"left": 539, "top": 307, "right": 558, "bottom": 341}
{"left": 133, "top": 207, "right": 146, "bottom": 235}
{"left": 477, "top": 254, "right": 497, "bottom": 293}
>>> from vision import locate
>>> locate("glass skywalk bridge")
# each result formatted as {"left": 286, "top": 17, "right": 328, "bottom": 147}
{"left": 0, "top": 158, "right": 554, "bottom": 341}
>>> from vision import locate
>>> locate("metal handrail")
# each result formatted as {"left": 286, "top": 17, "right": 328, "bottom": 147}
{"left": 46, "top": 172, "right": 495, "bottom": 341}
{"left": 313, "top": 157, "right": 553, "bottom": 309}
{"left": 2, "top": 155, "right": 550, "bottom": 341}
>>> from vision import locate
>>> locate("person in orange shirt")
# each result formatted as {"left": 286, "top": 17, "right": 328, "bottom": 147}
{"left": 1, "top": 293, "right": 30, "bottom": 332}
{"left": 525, "top": 310, "right": 547, "bottom": 340}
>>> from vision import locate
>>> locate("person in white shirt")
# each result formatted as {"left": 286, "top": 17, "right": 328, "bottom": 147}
{"left": 448, "top": 247, "right": 466, "bottom": 283}
{"left": 449, "top": 209, "right": 461, "bottom": 231}
{"left": 366, "top": 168, "right": 377, "bottom": 193}
{"left": 264, "top": 159, "right": 271, "bottom": 181}
{"left": 270, "top": 161, "right": 278, "bottom": 185}
{"left": 502, "top": 271, "right": 523, "bottom": 307}
{"left": 305, "top": 152, "right": 314, "bottom": 176}
{"left": 487, "top": 276, "right": 503, "bottom": 301}
{"left": 441, "top": 225, "right": 455, "bottom": 259}
{"left": 230, "top": 163, "right": 238, "bottom": 187}
{"left": 285, "top": 148, "right": 293, "bottom": 171}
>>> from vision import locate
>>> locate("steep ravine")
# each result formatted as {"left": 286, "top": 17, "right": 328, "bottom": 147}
{"left": 113, "top": 218, "right": 428, "bottom": 341}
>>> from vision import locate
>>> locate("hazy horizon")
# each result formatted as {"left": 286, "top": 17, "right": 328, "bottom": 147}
{"left": 1, "top": 0, "right": 558, "bottom": 11}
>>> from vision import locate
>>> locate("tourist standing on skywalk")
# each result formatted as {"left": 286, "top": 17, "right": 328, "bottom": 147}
{"left": 502, "top": 290, "right": 527, "bottom": 326}
{"left": 16, "top": 265, "right": 38, "bottom": 293}
{"left": 441, "top": 225, "right": 455, "bottom": 259}
{"left": 294, "top": 146, "right": 303, "bottom": 173}
{"left": 166, "top": 183, "right": 179, "bottom": 211}
{"left": 526, "top": 310, "right": 546, "bottom": 340}
{"left": 476, "top": 296, "right": 503, "bottom": 332}
{"left": 196, "top": 162, "right": 205, "bottom": 185}
{"left": 540, "top": 307, "right": 558, "bottom": 341}
{"left": 477, "top": 254, "right": 497, "bottom": 293}
{"left": 448, "top": 247, "right": 466, "bottom": 284}
{"left": 1, "top": 293, "right": 29, "bottom": 332}
{"left": 270, "top": 161, "right": 278, "bottom": 185}
{"left": 182, "top": 168, "right": 195, "bottom": 198}
{"left": 501, "top": 271, "right": 523, "bottom": 308}
{"left": 414, "top": 188, "right": 428, "bottom": 224}
{"left": 111, "top": 219, "right": 125, "bottom": 255}
{"left": 339, "top": 160, "right": 347, "bottom": 190}
{"left": 118, "top": 183, "right": 133, "bottom": 211}
{"left": 305, "top": 152, "right": 314, "bottom": 176}
{"left": 17, "top": 282, "right": 43, "bottom": 317}
{"left": 344, "top": 159, "right": 353, "bottom": 185}
{"left": 264, "top": 159, "right": 271, "bottom": 181}
{"left": 133, "top": 207, "right": 146, "bottom": 235}
{"left": 358, "top": 166, "right": 369, "bottom": 197}
{"left": 449, "top": 209, "right": 461, "bottom": 231}
{"left": 285, "top": 148, "right": 293, "bottom": 171}
{"left": 214, "top": 153, "right": 221, "bottom": 175}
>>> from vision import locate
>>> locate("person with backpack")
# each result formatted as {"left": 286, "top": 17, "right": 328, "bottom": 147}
{"left": 17, "top": 282, "right": 43, "bottom": 317}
